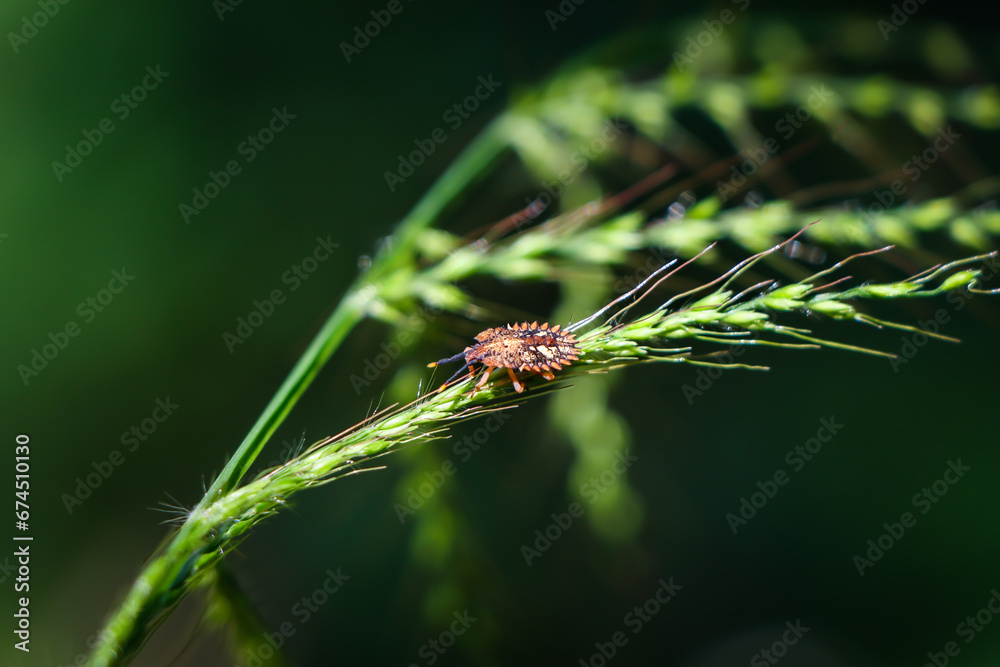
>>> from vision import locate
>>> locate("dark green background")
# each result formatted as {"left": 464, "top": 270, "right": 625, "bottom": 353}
{"left": 1, "top": 1, "right": 998, "bottom": 666}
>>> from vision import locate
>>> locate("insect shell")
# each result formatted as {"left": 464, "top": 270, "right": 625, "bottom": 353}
{"left": 427, "top": 321, "right": 580, "bottom": 394}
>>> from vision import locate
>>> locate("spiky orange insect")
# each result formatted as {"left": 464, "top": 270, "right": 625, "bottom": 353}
{"left": 427, "top": 321, "right": 580, "bottom": 393}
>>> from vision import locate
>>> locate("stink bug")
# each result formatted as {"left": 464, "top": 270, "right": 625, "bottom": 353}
{"left": 428, "top": 321, "right": 580, "bottom": 393}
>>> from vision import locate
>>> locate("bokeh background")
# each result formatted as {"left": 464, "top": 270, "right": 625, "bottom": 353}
{"left": 1, "top": 0, "right": 998, "bottom": 666}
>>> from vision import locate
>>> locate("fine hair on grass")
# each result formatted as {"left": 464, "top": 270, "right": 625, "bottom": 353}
{"left": 78, "top": 26, "right": 1000, "bottom": 664}
{"left": 82, "top": 212, "right": 997, "bottom": 666}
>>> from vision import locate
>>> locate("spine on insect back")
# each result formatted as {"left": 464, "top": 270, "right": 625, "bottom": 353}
{"left": 427, "top": 321, "right": 580, "bottom": 394}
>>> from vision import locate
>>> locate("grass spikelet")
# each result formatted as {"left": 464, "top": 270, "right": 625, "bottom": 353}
{"left": 84, "top": 231, "right": 996, "bottom": 667}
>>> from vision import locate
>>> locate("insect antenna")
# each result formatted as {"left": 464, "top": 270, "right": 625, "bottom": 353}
{"left": 427, "top": 351, "right": 475, "bottom": 390}
{"left": 427, "top": 351, "right": 467, "bottom": 368}
{"left": 565, "top": 258, "right": 677, "bottom": 332}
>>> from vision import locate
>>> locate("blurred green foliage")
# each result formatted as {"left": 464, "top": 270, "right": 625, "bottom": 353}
{"left": 2, "top": 2, "right": 998, "bottom": 666}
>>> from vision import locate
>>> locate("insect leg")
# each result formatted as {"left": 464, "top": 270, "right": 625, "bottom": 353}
{"left": 434, "top": 359, "right": 475, "bottom": 393}
{"left": 505, "top": 367, "right": 524, "bottom": 392}
{"left": 474, "top": 366, "right": 493, "bottom": 390}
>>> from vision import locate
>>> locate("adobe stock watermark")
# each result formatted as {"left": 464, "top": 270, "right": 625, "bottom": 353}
{"left": 383, "top": 74, "right": 502, "bottom": 192}
{"left": 520, "top": 450, "right": 638, "bottom": 566}
{"left": 671, "top": 0, "right": 751, "bottom": 71}
{"left": 17, "top": 268, "right": 136, "bottom": 386}
{"left": 238, "top": 567, "right": 349, "bottom": 667}
{"left": 715, "top": 84, "right": 835, "bottom": 202}
{"left": 613, "top": 247, "right": 672, "bottom": 295}
{"left": 680, "top": 336, "right": 759, "bottom": 405}
{"left": 517, "top": 118, "right": 629, "bottom": 222}
{"left": 726, "top": 416, "right": 844, "bottom": 534}
{"left": 852, "top": 459, "right": 970, "bottom": 576}
{"left": 51, "top": 65, "right": 170, "bottom": 182}
{"left": 340, "top": 0, "right": 416, "bottom": 63}
{"left": 577, "top": 577, "right": 682, "bottom": 666}
{"left": 852, "top": 124, "right": 961, "bottom": 238}
{"left": 392, "top": 411, "right": 513, "bottom": 523}
{"left": 888, "top": 307, "right": 953, "bottom": 374}
{"left": 0, "top": 556, "right": 17, "bottom": 586}
{"left": 258, "top": 435, "right": 306, "bottom": 471}
{"left": 222, "top": 235, "right": 339, "bottom": 353}
{"left": 350, "top": 303, "right": 443, "bottom": 394}
{"left": 213, "top": 0, "right": 245, "bottom": 21}
{"left": 56, "top": 630, "right": 115, "bottom": 667}
{"left": 544, "top": 0, "right": 588, "bottom": 31}
{"left": 8, "top": 0, "right": 73, "bottom": 54}
{"left": 406, "top": 610, "right": 477, "bottom": 667}
{"left": 921, "top": 587, "right": 1000, "bottom": 667}
{"left": 750, "top": 620, "right": 810, "bottom": 667}
{"left": 61, "top": 397, "right": 180, "bottom": 514}
{"left": 877, "top": 0, "right": 928, "bottom": 41}
{"left": 179, "top": 106, "right": 296, "bottom": 224}
{"left": 889, "top": 252, "right": 998, "bottom": 373}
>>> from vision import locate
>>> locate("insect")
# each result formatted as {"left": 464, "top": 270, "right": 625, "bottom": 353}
{"left": 427, "top": 321, "right": 580, "bottom": 394}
